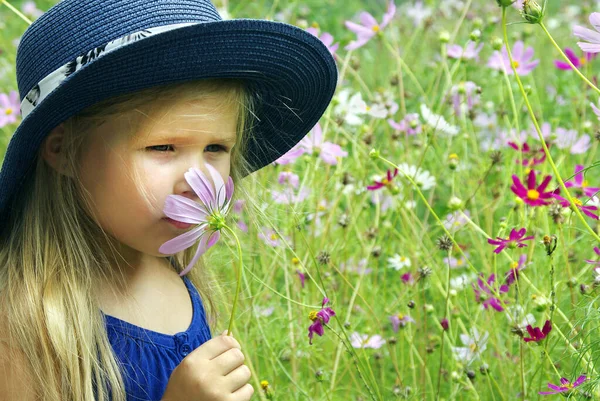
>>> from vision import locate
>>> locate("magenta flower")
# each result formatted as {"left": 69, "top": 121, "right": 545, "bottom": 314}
{"left": 488, "top": 228, "right": 535, "bottom": 254}
{"left": 447, "top": 40, "right": 484, "bottom": 60}
{"left": 508, "top": 141, "right": 547, "bottom": 167}
{"left": 539, "top": 375, "right": 587, "bottom": 395}
{"left": 472, "top": 273, "right": 509, "bottom": 312}
{"left": 344, "top": 1, "right": 396, "bottom": 51}
{"left": 297, "top": 269, "right": 306, "bottom": 288}
{"left": 308, "top": 297, "right": 336, "bottom": 345}
{"left": 306, "top": 27, "right": 339, "bottom": 56}
{"left": 551, "top": 193, "right": 599, "bottom": 220}
{"left": 573, "top": 12, "right": 600, "bottom": 53}
{"left": 367, "top": 168, "right": 399, "bottom": 191}
{"left": 401, "top": 272, "right": 414, "bottom": 285}
{"left": 554, "top": 47, "right": 596, "bottom": 70}
{"left": 511, "top": 170, "right": 555, "bottom": 207}
{"left": 523, "top": 320, "right": 552, "bottom": 343}
{"left": 565, "top": 164, "right": 600, "bottom": 198}
{"left": 487, "top": 41, "right": 539, "bottom": 75}
{"left": 159, "top": 165, "right": 233, "bottom": 276}
{"left": 389, "top": 313, "right": 415, "bottom": 332}
{"left": 585, "top": 247, "right": 600, "bottom": 267}
{"left": 0, "top": 90, "right": 21, "bottom": 128}
{"left": 505, "top": 254, "right": 528, "bottom": 286}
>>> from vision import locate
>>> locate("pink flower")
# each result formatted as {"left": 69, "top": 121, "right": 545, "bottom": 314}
{"left": 523, "top": 320, "right": 552, "bottom": 343}
{"left": 573, "top": 12, "right": 600, "bottom": 53}
{"left": 275, "top": 123, "right": 347, "bottom": 166}
{"left": 487, "top": 228, "right": 534, "bottom": 254}
{"left": 308, "top": 297, "right": 336, "bottom": 345}
{"left": 508, "top": 141, "right": 546, "bottom": 167}
{"left": 401, "top": 272, "right": 414, "bottom": 285}
{"left": 554, "top": 47, "right": 596, "bottom": 70}
{"left": 551, "top": 193, "right": 599, "bottom": 220}
{"left": 472, "top": 273, "right": 509, "bottom": 312}
{"left": 511, "top": 170, "right": 555, "bottom": 207}
{"left": 505, "top": 254, "right": 528, "bottom": 286}
{"left": 344, "top": 1, "right": 396, "bottom": 51}
{"left": 159, "top": 165, "right": 233, "bottom": 276}
{"left": 306, "top": 27, "right": 339, "bottom": 56}
{"left": 0, "top": 90, "right": 20, "bottom": 128}
{"left": 278, "top": 171, "right": 299, "bottom": 188}
{"left": 389, "top": 313, "right": 415, "bottom": 332}
{"left": 585, "top": 247, "right": 600, "bottom": 266}
{"left": 447, "top": 40, "right": 484, "bottom": 60}
{"left": 539, "top": 375, "right": 587, "bottom": 395}
{"left": 258, "top": 227, "right": 290, "bottom": 247}
{"left": 565, "top": 165, "right": 600, "bottom": 198}
{"left": 487, "top": 41, "right": 539, "bottom": 75}
{"left": 388, "top": 113, "right": 422, "bottom": 135}
{"left": 271, "top": 186, "right": 310, "bottom": 205}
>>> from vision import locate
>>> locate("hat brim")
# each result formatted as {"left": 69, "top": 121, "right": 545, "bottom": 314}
{"left": 0, "top": 19, "right": 337, "bottom": 225}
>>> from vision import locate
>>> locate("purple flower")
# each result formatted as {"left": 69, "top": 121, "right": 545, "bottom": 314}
{"left": 271, "top": 186, "right": 310, "bottom": 205}
{"left": 308, "top": 297, "right": 336, "bottom": 345}
{"left": 401, "top": 272, "right": 414, "bottom": 285}
{"left": 551, "top": 193, "right": 599, "bottom": 220}
{"left": 523, "top": 320, "right": 552, "bottom": 343}
{"left": 539, "top": 375, "right": 587, "bottom": 395}
{"left": 297, "top": 269, "right": 306, "bottom": 288}
{"left": 306, "top": 27, "right": 339, "bottom": 56}
{"left": 0, "top": 90, "right": 20, "bottom": 128}
{"left": 487, "top": 41, "right": 539, "bottom": 75}
{"left": 511, "top": 170, "right": 555, "bottom": 207}
{"left": 450, "top": 81, "right": 480, "bottom": 117}
{"left": 447, "top": 40, "right": 483, "bottom": 60}
{"left": 554, "top": 47, "right": 596, "bottom": 70}
{"left": 585, "top": 246, "right": 600, "bottom": 266}
{"left": 487, "top": 228, "right": 535, "bottom": 254}
{"left": 344, "top": 1, "right": 396, "bottom": 51}
{"left": 387, "top": 113, "right": 422, "bottom": 136}
{"left": 440, "top": 317, "right": 449, "bottom": 331}
{"left": 389, "top": 313, "right": 415, "bottom": 332}
{"left": 508, "top": 141, "right": 547, "bottom": 167}
{"left": 278, "top": 171, "right": 299, "bottom": 188}
{"left": 573, "top": 12, "right": 600, "bottom": 53}
{"left": 505, "top": 254, "right": 527, "bottom": 286}
{"left": 291, "top": 122, "right": 348, "bottom": 165}
{"left": 367, "top": 168, "right": 399, "bottom": 191}
{"left": 258, "top": 227, "right": 291, "bottom": 247}
{"left": 472, "top": 273, "right": 509, "bottom": 312}
{"left": 159, "top": 165, "right": 233, "bottom": 276}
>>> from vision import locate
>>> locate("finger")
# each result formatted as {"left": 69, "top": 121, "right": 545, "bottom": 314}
{"left": 211, "top": 347, "right": 245, "bottom": 376}
{"left": 221, "top": 329, "right": 233, "bottom": 337}
{"left": 225, "top": 364, "right": 252, "bottom": 393}
{"left": 231, "top": 383, "right": 254, "bottom": 401}
{"left": 192, "top": 335, "right": 241, "bottom": 360}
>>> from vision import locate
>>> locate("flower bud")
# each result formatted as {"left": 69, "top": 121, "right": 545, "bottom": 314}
{"left": 470, "top": 29, "right": 481, "bottom": 42}
{"left": 491, "top": 37, "right": 503, "bottom": 51}
{"left": 473, "top": 18, "right": 484, "bottom": 29}
{"left": 439, "top": 30, "right": 450, "bottom": 44}
{"left": 448, "top": 153, "right": 459, "bottom": 170}
{"left": 496, "top": 0, "right": 515, "bottom": 7}
{"left": 369, "top": 149, "right": 380, "bottom": 159}
{"left": 447, "top": 196, "right": 463, "bottom": 210}
{"left": 521, "top": 0, "right": 544, "bottom": 24}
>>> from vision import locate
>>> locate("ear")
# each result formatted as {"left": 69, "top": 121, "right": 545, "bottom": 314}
{"left": 41, "top": 123, "right": 73, "bottom": 177}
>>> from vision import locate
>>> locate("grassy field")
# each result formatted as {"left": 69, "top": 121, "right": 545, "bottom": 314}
{"left": 2, "top": 0, "right": 600, "bottom": 399}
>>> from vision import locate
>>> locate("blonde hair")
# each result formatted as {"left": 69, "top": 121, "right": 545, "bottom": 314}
{"left": 0, "top": 78, "right": 258, "bottom": 400}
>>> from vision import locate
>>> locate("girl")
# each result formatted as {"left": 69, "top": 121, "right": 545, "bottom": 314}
{"left": 0, "top": 0, "right": 337, "bottom": 400}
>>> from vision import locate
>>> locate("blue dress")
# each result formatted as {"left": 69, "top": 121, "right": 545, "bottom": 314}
{"left": 101, "top": 275, "right": 213, "bottom": 400}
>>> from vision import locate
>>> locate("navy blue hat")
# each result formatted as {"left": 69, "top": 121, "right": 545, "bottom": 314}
{"left": 0, "top": 0, "right": 337, "bottom": 228}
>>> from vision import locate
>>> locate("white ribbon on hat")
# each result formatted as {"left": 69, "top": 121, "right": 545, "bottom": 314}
{"left": 20, "top": 22, "right": 199, "bottom": 119}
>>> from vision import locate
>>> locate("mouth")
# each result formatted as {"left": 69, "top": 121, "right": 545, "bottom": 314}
{"left": 163, "top": 217, "right": 193, "bottom": 230}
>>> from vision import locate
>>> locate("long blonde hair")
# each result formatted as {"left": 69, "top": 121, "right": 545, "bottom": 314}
{"left": 0, "top": 78, "right": 257, "bottom": 400}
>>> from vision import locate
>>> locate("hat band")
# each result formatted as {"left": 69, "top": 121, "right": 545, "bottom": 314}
{"left": 19, "top": 22, "right": 200, "bottom": 119}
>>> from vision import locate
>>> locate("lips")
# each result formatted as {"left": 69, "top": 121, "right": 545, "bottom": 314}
{"left": 164, "top": 218, "right": 193, "bottom": 229}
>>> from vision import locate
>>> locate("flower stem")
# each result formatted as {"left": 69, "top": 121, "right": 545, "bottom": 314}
{"left": 501, "top": 7, "right": 600, "bottom": 244}
{"left": 539, "top": 22, "right": 600, "bottom": 97}
{"left": 223, "top": 225, "right": 244, "bottom": 336}
{"left": 0, "top": 0, "right": 33, "bottom": 25}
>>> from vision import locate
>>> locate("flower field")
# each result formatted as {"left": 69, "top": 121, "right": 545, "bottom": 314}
{"left": 2, "top": 0, "right": 600, "bottom": 399}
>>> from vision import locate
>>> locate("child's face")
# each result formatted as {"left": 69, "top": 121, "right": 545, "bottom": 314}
{"left": 78, "top": 91, "right": 238, "bottom": 266}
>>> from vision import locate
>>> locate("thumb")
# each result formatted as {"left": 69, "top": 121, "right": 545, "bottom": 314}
{"left": 221, "top": 329, "right": 233, "bottom": 337}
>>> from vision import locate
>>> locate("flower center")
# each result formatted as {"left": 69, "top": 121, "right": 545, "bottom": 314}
{"left": 572, "top": 198, "right": 582, "bottom": 206}
{"left": 582, "top": 179, "right": 589, "bottom": 188}
{"left": 260, "top": 381, "right": 269, "bottom": 390}
{"left": 381, "top": 178, "right": 389, "bottom": 185}
{"left": 527, "top": 189, "right": 540, "bottom": 200}
{"left": 398, "top": 313, "right": 404, "bottom": 320}
{"left": 309, "top": 311, "right": 319, "bottom": 321}
{"left": 372, "top": 25, "right": 380, "bottom": 32}
{"left": 5, "top": 108, "right": 13, "bottom": 115}
{"left": 512, "top": 60, "right": 520, "bottom": 69}
{"left": 579, "top": 57, "right": 587, "bottom": 66}
{"left": 292, "top": 257, "right": 300, "bottom": 264}
{"left": 470, "top": 343, "right": 478, "bottom": 352}
{"left": 270, "top": 233, "right": 278, "bottom": 240}
{"left": 511, "top": 261, "right": 519, "bottom": 269}
{"left": 207, "top": 211, "right": 226, "bottom": 230}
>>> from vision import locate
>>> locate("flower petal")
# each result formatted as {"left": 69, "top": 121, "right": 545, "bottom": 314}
{"left": 163, "top": 195, "right": 209, "bottom": 224}
{"left": 158, "top": 224, "right": 206, "bottom": 254}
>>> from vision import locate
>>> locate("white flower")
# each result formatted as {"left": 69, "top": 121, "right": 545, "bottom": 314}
{"left": 350, "top": 332, "right": 386, "bottom": 349}
{"left": 450, "top": 273, "right": 476, "bottom": 290}
{"left": 387, "top": 254, "right": 411, "bottom": 271}
{"left": 420, "top": 104, "right": 459, "bottom": 136}
{"left": 451, "top": 328, "right": 489, "bottom": 365}
{"left": 396, "top": 163, "right": 436, "bottom": 190}
{"left": 334, "top": 89, "right": 368, "bottom": 126}
{"left": 506, "top": 305, "right": 536, "bottom": 328}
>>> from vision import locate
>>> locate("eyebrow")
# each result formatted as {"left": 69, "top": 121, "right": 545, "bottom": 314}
{"left": 147, "top": 132, "right": 237, "bottom": 144}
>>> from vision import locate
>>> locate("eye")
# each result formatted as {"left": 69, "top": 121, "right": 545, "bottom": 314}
{"left": 147, "top": 144, "right": 175, "bottom": 152}
{"left": 205, "top": 144, "right": 228, "bottom": 153}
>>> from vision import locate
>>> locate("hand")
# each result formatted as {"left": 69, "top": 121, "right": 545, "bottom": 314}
{"left": 161, "top": 330, "right": 254, "bottom": 401}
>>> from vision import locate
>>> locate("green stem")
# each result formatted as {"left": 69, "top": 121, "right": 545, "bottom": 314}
{"left": 501, "top": 8, "right": 600, "bottom": 244}
{"left": 224, "top": 225, "right": 244, "bottom": 336}
{"left": 0, "top": 0, "right": 32, "bottom": 24}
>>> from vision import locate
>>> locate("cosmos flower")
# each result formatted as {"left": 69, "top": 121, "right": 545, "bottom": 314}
{"left": 389, "top": 313, "right": 416, "bottom": 332}
{"left": 367, "top": 168, "right": 399, "bottom": 192}
{"left": 447, "top": 40, "right": 484, "bottom": 60}
{"left": 472, "top": 273, "right": 509, "bottom": 312}
{"left": 487, "top": 228, "right": 535, "bottom": 254}
{"left": 554, "top": 47, "right": 596, "bottom": 70}
{"left": 308, "top": 297, "right": 336, "bottom": 345}
{"left": 0, "top": 90, "right": 20, "bottom": 128}
{"left": 487, "top": 40, "right": 539, "bottom": 75}
{"left": 350, "top": 332, "right": 386, "bottom": 349}
{"left": 451, "top": 328, "right": 489, "bottom": 365}
{"left": 585, "top": 247, "right": 600, "bottom": 267}
{"left": 573, "top": 12, "right": 600, "bottom": 53}
{"left": 159, "top": 165, "right": 233, "bottom": 276}
{"left": 523, "top": 320, "right": 552, "bottom": 343}
{"left": 388, "top": 113, "right": 422, "bottom": 136}
{"left": 539, "top": 375, "right": 587, "bottom": 395}
{"left": 344, "top": 1, "right": 396, "bottom": 50}
{"left": 565, "top": 165, "right": 600, "bottom": 198}
{"left": 505, "top": 254, "right": 528, "bottom": 286}
{"left": 551, "top": 193, "right": 599, "bottom": 220}
{"left": 306, "top": 27, "right": 339, "bottom": 56}
{"left": 511, "top": 170, "right": 555, "bottom": 206}
{"left": 387, "top": 254, "right": 411, "bottom": 270}
{"left": 420, "top": 104, "right": 459, "bottom": 136}
{"left": 507, "top": 141, "right": 547, "bottom": 167}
